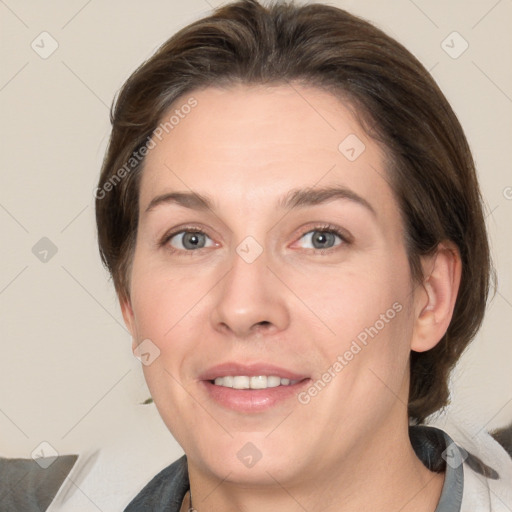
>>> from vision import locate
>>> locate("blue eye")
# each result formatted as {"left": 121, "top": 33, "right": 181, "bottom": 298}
{"left": 161, "top": 225, "right": 348, "bottom": 254}
{"left": 298, "top": 229, "right": 344, "bottom": 250}
{"left": 168, "top": 231, "right": 215, "bottom": 251}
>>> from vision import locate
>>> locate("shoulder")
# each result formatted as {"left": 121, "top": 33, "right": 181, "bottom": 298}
{"left": 424, "top": 417, "right": 512, "bottom": 511}
{"left": 124, "top": 455, "right": 189, "bottom": 512}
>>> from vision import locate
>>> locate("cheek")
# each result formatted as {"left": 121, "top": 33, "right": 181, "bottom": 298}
{"left": 129, "top": 252, "right": 207, "bottom": 341}
{"left": 128, "top": 262, "right": 206, "bottom": 427}
{"left": 128, "top": 255, "right": 220, "bottom": 405}
{"left": 297, "top": 255, "right": 411, "bottom": 345}
{"left": 295, "top": 251, "right": 414, "bottom": 402}
{"left": 297, "top": 282, "right": 413, "bottom": 430}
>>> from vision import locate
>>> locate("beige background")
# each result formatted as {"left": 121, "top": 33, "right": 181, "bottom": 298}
{"left": 1, "top": 0, "right": 511, "bottom": 506}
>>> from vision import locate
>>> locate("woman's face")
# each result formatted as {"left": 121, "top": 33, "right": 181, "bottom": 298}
{"left": 122, "top": 84, "right": 423, "bottom": 484}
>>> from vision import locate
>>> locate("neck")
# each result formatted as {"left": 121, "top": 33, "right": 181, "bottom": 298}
{"left": 186, "top": 415, "right": 444, "bottom": 512}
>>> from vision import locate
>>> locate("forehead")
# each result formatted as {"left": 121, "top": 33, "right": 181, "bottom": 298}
{"left": 139, "top": 83, "right": 397, "bottom": 222}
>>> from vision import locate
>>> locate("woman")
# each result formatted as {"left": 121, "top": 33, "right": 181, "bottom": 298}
{"left": 95, "top": 1, "right": 512, "bottom": 510}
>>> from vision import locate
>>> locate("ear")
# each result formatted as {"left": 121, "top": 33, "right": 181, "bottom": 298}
{"left": 411, "top": 241, "right": 462, "bottom": 352}
{"left": 120, "top": 294, "right": 138, "bottom": 353}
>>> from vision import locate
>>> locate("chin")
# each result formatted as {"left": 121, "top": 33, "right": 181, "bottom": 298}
{"left": 188, "top": 432, "right": 307, "bottom": 486}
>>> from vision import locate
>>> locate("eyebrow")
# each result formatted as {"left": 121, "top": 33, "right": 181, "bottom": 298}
{"left": 144, "top": 185, "right": 376, "bottom": 217}
{"left": 145, "top": 191, "right": 213, "bottom": 213}
{"left": 280, "top": 186, "right": 376, "bottom": 216}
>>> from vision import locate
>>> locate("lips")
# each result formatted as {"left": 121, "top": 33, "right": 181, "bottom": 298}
{"left": 199, "top": 362, "right": 310, "bottom": 413}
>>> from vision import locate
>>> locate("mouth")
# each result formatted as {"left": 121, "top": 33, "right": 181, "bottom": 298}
{"left": 199, "top": 362, "right": 311, "bottom": 413}
{"left": 211, "top": 375, "right": 301, "bottom": 389}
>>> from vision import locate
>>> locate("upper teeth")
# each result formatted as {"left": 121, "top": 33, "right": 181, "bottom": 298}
{"left": 213, "top": 376, "right": 299, "bottom": 389}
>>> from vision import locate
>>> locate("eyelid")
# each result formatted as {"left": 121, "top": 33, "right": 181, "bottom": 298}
{"left": 159, "top": 224, "right": 218, "bottom": 249}
{"left": 292, "top": 223, "right": 353, "bottom": 248}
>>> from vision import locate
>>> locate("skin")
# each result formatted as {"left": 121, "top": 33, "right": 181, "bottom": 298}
{"left": 121, "top": 84, "right": 461, "bottom": 512}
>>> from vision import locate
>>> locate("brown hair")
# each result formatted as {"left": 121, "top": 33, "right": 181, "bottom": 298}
{"left": 95, "top": 0, "right": 494, "bottom": 422}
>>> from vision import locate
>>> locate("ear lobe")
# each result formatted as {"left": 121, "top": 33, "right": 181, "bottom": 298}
{"left": 411, "top": 242, "right": 462, "bottom": 353}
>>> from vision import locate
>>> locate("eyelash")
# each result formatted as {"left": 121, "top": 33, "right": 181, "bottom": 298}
{"left": 159, "top": 223, "right": 350, "bottom": 255}
{"left": 292, "top": 223, "right": 350, "bottom": 252}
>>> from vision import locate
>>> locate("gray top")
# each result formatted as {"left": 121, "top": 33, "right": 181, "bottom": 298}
{"left": 125, "top": 426, "right": 467, "bottom": 511}
{"left": 0, "top": 454, "right": 78, "bottom": 512}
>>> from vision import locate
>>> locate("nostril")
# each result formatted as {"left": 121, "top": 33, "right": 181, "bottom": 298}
{"left": 254, "top": 321, "right": 272, "bottom": 331}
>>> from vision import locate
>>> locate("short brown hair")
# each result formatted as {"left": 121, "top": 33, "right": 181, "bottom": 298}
{"left": 95, "top": 0, "right": 494, "bottom": 422}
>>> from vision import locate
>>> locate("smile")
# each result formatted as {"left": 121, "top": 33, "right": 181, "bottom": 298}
{"left": 212, "top": 375, "right": 301, "bottom": 389}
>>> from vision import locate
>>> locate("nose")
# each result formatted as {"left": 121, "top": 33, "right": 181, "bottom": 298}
{"left": 210, "top": 246, "right": 290, "bottom": 339}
